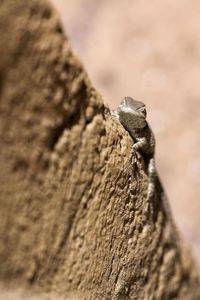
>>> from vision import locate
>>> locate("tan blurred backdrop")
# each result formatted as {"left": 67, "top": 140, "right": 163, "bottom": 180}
{"left": 52, "top": 0, "right": 200, "bottom": 261}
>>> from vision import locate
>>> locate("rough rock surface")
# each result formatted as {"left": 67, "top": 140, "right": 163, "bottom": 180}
{"left": 0, "top": 1, "right": 199, "bottom": 299}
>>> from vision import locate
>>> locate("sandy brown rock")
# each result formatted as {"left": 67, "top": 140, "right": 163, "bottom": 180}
{"left": 0, "top": 1, "right": 199, "bottom": 299}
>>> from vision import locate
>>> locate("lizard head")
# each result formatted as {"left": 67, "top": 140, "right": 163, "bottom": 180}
{"left": 120, "top": 97, "right": 147, "bottom": 118}
{"left": 116, "top": 96, "right": 147, "bottom": 129}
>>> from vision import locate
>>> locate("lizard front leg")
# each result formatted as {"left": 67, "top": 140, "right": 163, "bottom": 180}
{"left": 132, "top": 137, "right": 147, "bottom": 152}
{"left": 130, "top": 137, "right": 147, "bottom": 164}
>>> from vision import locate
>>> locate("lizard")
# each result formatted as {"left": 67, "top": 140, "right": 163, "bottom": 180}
{"left": 111, "top": 96, "right": 178, "bottom": 233}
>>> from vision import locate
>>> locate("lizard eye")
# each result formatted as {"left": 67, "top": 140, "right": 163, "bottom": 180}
{"left": 138, "top": 106, "right": 146, "bottom": 115}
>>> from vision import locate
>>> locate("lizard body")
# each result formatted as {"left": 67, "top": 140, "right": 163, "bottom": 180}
{"left": 112, "top": 96, "right": 178, "bottom": 230}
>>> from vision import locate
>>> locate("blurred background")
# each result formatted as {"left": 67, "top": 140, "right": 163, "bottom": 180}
{"left": 52, "top": 0, "right": 200, "bottom": 261}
